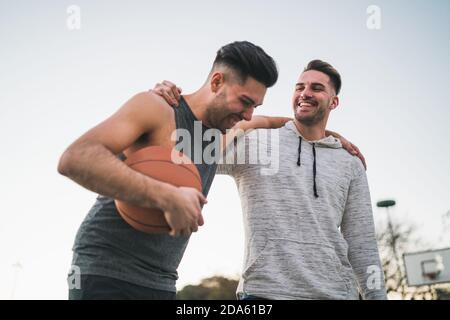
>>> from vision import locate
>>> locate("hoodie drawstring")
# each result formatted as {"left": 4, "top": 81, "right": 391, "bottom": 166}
{"left": 312, "top": 143, "right": 319, "bottom": 198}
{"left": 297, "top": 137, "right": 319, "bottom": 198}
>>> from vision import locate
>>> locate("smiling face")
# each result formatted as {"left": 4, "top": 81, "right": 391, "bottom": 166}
{"left": 206, "top": 73, "right": 267, "bottom": 133}
{"left": 292, "top": 70, "right": 339, "bottom": 126}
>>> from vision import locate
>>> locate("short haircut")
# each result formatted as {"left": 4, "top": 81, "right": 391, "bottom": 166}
{"left": 303, "top": 60, "right": 342, "bottom": 95}
{"left": 213, "top": 41, "right": 278, "bottom": 88}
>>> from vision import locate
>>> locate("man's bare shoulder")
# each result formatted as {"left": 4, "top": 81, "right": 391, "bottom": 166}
{"left": 127, "top": 91, "right": 174, "bottom": 120}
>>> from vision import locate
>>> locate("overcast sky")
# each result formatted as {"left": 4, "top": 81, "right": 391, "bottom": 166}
{"left": 1, "top": 0, "right": 449, "bottom": 299}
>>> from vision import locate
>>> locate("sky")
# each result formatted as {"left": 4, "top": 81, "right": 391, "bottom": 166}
{"left": 1, "top": 0, "right": 450, "bottom": 299}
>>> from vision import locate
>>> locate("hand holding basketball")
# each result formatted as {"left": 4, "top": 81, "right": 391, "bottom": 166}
{"left": 114, "top": 146, "right": 204, "bottom": 236}
{"left": 163, "top": 186, "right": 207, "bottom": 237}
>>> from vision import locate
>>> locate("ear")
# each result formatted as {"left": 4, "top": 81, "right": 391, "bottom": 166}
{"left": 330, "top": 96, "right": 339, "bottom": 110}
{"left": 210, "top": 72, "right": 225, "bottom": 93}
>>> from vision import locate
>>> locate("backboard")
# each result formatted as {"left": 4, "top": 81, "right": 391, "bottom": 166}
{"left": 403, "top": 247, "right": 450, "bottom": 287}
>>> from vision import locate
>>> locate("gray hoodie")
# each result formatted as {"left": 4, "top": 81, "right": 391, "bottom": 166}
{"left": 217, "top": 121, "right": 387, "bottom": 300}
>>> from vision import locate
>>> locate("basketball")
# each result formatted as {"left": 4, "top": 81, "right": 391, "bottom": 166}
{"left": 115, "top": 146, "right": 202, "bottom": 234}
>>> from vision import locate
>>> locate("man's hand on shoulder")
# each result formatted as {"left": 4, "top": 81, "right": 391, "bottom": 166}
{"left": 150, "top": 80, "right": 182, "bottom": 107}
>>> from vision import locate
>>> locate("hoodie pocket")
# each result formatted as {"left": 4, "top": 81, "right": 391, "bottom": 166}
{"left": 242, "top": 238, "right": 349, "bottom": 299}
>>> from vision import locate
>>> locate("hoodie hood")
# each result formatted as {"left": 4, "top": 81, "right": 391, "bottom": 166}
{"left": 285, "top": 121, "right": 342, "bottom": 149}
{"left": 285, "top": 120, "right": 342, "bottom": 198}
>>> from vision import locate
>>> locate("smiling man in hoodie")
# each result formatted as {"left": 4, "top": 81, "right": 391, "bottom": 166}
{"left": 227, "top": 60, "right": 386, "bottom": 300}
{"left": 154, "top": 60, "right": 387, "bottom": 300}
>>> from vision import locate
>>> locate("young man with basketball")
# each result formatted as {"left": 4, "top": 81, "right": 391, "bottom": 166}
{"left": 155, "top": 60, "right": 387, "bottom": 299}
{"left": 58, "top": 41, "right": 278, "bottom": 299}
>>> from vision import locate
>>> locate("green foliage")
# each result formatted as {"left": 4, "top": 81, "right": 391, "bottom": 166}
{"left": 177, "top": 276, "right": 239, "bottom": 300}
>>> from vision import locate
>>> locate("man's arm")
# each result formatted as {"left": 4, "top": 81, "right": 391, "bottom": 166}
{"left": 58, "top": 92, "right": 206, "bottom": 236}
{"left": 234, "top": 116, "right": 292, "bottom": 131}
{"left": 220, "top": 116, "right": 291, "bottom": 152}
{"left": 341, "top": 161, "right": 387, "bottom": 300}
{"left": 326, "top": 129, "right": 366, "bottom": 169}
{"left": 151, "top": 81, "right": 367, "bottom": 168}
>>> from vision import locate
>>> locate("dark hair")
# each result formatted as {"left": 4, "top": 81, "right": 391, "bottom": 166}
{"left": 213, "top": 41, "right": 278, "bottom": 88}
{"left": 303, "top": 60, "right": 342, "bottom": 95}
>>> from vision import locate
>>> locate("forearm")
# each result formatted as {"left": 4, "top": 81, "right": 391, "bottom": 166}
{"left": 344, "top": 213, "right": 387, "bottom": 299}
{"left": 236, "top": 115, "right": 291, "bottom": 131}
{"left": 342, "top": 171, "right": 387, "bottom": 299}
{"left": 58, "top": 141, "right": 175, "bottom": 210}
{"left": 346, "top": 237, "right": 387, "bottom": 299}
{"left": 221, "top": 116, "right": 289, "bottom": 151}
{"left": 265, "top": 116, "right": 292, "bottom": 128}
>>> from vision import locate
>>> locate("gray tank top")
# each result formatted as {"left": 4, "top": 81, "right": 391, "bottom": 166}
{"left": 71, "top": 97, "right": 218, "bottom": 292}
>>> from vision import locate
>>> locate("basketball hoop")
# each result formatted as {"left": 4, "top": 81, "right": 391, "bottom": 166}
{"left": 421, "top": 257, "right": 443, "bottom": 281}
{"left": 404, "top": 248, "right": 449, "bottom": 287}
{"left": 422, "top": 270, "right": 439, "bottom": 281}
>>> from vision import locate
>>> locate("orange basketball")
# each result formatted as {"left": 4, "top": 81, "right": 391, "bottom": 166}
{"left": 115, "top": 146, "right": 202, "bottom": 234}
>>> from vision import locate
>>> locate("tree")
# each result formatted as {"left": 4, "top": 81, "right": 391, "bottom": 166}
{"left": 376, "top": 211, "right": 450, "bottom": 300}
{"left": 376, "top": 217, "right": 416, "bottom": 299}
{"left": 177, "top": 276, "right": 239, "bottom": 300}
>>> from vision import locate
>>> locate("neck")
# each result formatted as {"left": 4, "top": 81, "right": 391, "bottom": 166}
{"left": 183, "top": 87, "right": 211, "bottom": 125}
{"left": 293, "top": 118, "right": 327, "bottom": 141}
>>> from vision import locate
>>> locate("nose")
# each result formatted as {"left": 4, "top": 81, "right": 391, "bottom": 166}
{"left": 300, "top": 87, "right": 313, "bottom": 99}
{"left": 241, "top": 107, "right": 254, "bottom": 122}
